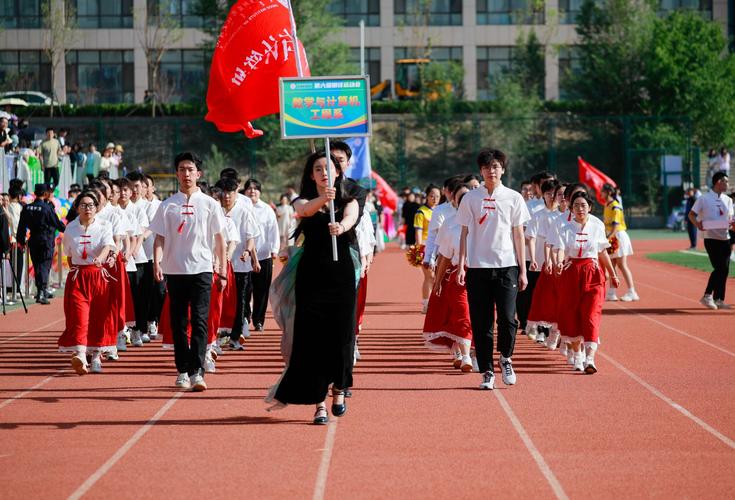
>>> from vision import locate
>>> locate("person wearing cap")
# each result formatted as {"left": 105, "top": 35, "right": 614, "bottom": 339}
{"left": 16, "top": 183, "right": 66, "bottom": 304}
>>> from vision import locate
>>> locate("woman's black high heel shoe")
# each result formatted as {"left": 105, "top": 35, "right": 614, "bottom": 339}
{"left": 313, "top": 404, "right": 328, "bottom": 425}
{"left": 331, "top": 388, "right": 347, "bottom": 417}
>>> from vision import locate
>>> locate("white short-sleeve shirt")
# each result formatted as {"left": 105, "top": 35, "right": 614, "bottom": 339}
{"left": 436, "top": 210, "right": 460, "bottom": 266}
{"left": 63, "top": 218, "right": 115, "bottom": 266}
{"left": 691, "top": 191, "right": 734, "bottom": 241}
{"left": 525, "top": 208, "right": 560, "bottom": 266}
{"left": 456, "top": 184, "right": 531, "bottom": 268}
{"left": 224, "top": 215, "right": 241, "bottom": 245}
{"left": 252, "top": 199, "right": 280, "bottom": 260}
{"left": 555, "top": 217, "right": 610, "bottom": 259}
{"left": 142, "top": 198, "right": 161, "bottom": 260}
{"left": 355, "top": 210, "right": 377, "bottom": 258}
{"left": 423, "top": 201, "right": 453, "bottom": 264}
{"left": 148, "top": 189, "right": 226, "bottom": 275}
{"left": 224, "top": 201, "right": 261, "bottom": 273}
{"left": 96, "top": 203, "right": 127, "bottom": 239}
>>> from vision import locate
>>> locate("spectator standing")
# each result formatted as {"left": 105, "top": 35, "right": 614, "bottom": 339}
{"left": 38, "top": 128, "right": 62, "bottom": 188}
{"left": 401, "top": 191, "right": 420, "bottom": 247}
{"left": 275, "top": 194, "right": 295, "bottom": 253}
{"left": 684, "top": 187, "right": 698, "bottom": 249}
{"left": 718, "top": 147, "right": 731, "bottom": 176}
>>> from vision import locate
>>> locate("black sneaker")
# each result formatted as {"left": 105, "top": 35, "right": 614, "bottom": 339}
{"left": 255, "top": 323, "right": 264, "bottom": 331}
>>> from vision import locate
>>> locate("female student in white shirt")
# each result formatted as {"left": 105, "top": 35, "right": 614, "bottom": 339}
{"left": 58, "top": 191, "right": 116, "bottom": 375}
{"left": 552, "top": 191, "right": 619, "bottom": 374}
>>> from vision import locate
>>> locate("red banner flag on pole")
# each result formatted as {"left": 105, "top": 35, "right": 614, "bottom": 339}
{"left": 578, "top": 156, "right": 617, "bottom": 205}
{"left": 205, "top": 0, "right": 309, "bottom": 138}
{"left": 370, "top": 170, "right": 398, "bottom": 212}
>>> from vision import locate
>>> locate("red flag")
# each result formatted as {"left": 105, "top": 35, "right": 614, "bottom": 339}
{"left": 205, "top": 0, "right": 309, "bottom": 138}
{"left": 370, "top": 171, "right": 398, "bottom": 212}
{"left": 578, "top": 156, "right": 617, "bottom": 205}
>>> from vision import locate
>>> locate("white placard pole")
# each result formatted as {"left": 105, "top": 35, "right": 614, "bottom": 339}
{"left": 324, "top": 137, "right": 338, "bottom": 261}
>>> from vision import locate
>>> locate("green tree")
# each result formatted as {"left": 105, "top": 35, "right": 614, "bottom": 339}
{"left": 512, "top": 30, "right": 545, "bottom": 99}
{"left": 646, "top": 11, "right": 735, "bottom": 146}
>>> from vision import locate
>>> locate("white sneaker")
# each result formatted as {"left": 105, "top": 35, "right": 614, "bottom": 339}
{"left": 452, "top": 350, "right": 463, "bottom": 369}
{"left": 536, "top": 330, "right": 546, "bottom": 344}
{"left": 90, "top": 355, "right": 103, "bottom": 373}
{"left": 175, "top": 373, "right": 190, "bottom": 388}
{"left": 606, "top": 289, "right": 619, "bottom": 301}
{"left": 499, "top": 356, "right": 516, "bottom": 385}
{"left": 479, "top": 370, "right": 495, "bottom": 390}
{"left": 229, "top": 340, "right": 245, "bottom": 351}
{"left": 573, "top": 351, "right": 585, "bottom": 371}
{"left": 105, "top": 350, "right": 119, "bottom": 361}
{"left": 116, "top": 331, "right": 127, "bottom": 352}
{"left": 545, "top": 330, "right": 561, "bottom": 350}
{"left": 354, "top": 344, "right": 361, "bottom": 361}
{"left": 190, "top": 373, "right": 207, "bottom": 392}
{"left": 460, "top": 355, "right": 473, "bottom": 373}
{"left": 124, "top": 327, "right": 132, "bottom": 344}
{"left": 71, "top": 354, "right": 88, "bottom": 375}
{"left": 566, "top": 348, "right": 575, "bottom": 365}
{"left": 212, "top": 343, "right": 223, "bottom": 356}
{"left": 559, "top": 342, "right": 568, "bottom": 357}
{"left": 620, "top": 290, "right": 640, "bottom": 302}
{"left": 241, "top": 323, "right": 251, "bottom": 339}
{"left": 526, "top": 325, "right": 537, "bottom": 341}
{"left": 147, "top": 322, "right": 158, "bottom": 339}
{"left": 714, "top": 300, "right": 732, "bottom": 309}
{"left": 131, "top": 330, "right": 143, "bottom": 347}
{"left": 471, "top": 356, "right": 479, "bottom": 373}
{"left": 141, "top": 333, "right": 151, "bottom": 343}
{"left": 203, "top": 352, "right": 216, "bottom": 373}
{"left": 700, "top": 294, "right": 718, "bottom": 310}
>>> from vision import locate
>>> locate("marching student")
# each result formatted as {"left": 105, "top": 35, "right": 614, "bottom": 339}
{"left": 422, "top": 176, "right": 463, "bottom": 269}
{"left": 688, "top": 172, "right": 734, "bottom": 309}
{"left": 58, "top": 191, "right": 115, "bottom": 374}
{"left": 423, "top": 183, "right": 474, "bottom": 371}
{"left": 551, "top": 191, "right": 620, "bottom": 374}
{"left": 142, "top": 174, "right": 164, "bottom": 338}
{"left": 243, "top": 178, "right": 279, "bottom": 332}
{"left": 456, "top": 148, "right": 530, "bottom": 390}
{"left": 601, "top": 183, "right": 639, "bottom": 302}
{"left": 525, "top": 179, "right": 561, "bottom": 344}
{"left": 150, "top": 152, "right": 227, "bottom": 392}
{"left": 214, "top": 178, "right": 259, "bottom": 349}
{"left": 415, "top": 184, "right": 441, "bottom": 313}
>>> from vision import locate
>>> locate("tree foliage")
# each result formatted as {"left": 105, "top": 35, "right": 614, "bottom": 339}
{"left": 572, "top": 0, "right": 735, "bottom": 146}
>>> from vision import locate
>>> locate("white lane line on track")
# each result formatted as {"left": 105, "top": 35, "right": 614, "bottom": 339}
{"left": 313, "top": 419, "right": 338, "bottom": 500}
{"left": 67, "top": 391, "right": 183, "bottom": 500}
{"left": 0, "top": 369, "right": 65, "bottom": 411}
{"left": 0, "top": 317, "right": 65, "bottom": 345}
{"left": 494, "top": 391, "right": 569, "bottom": 500}
{"left": 601, "top": 352, "right": 735, "bottom": 450}
{"left": 611, "top": 303, "right": 735, "bottom": 358}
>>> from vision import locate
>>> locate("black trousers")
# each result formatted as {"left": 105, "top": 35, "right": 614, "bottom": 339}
{"left": 44, "top": 167, "right": 59, "bottom": 188}
{"left": 686, "top": 221, "right": 697, "bottom": 248}
{"left": 29, "top": 243, "right": 53, "bottom": 297}
{"left": 248, "top": 258, "right": 273, "bottom": 326}
{"left": 144, "top": 261, "right": 166, "bottom": 323}
{"left": 466, "top": 266, "right": 519, "bottom": 373}
{"left": 515, "top": 261, "right": 540, "bottom": 331}
{"left": 127, "top": 264, "right": 147, "bottom": 333}
{"left": 166, "top": 273, "right": 212, "bottom": 376}
{"left": 704, "top": 239, "right": 730, "bottom": 301}
{"left": 231, "top": 271, "right": 252, "bottom": 340}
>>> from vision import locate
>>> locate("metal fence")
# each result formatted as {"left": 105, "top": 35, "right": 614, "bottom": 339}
{"left": 20, "top": 113, "right": 700, "bottom": 221}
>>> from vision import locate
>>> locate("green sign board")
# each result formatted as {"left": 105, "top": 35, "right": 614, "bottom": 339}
{"left": 279, "top": 76, "right": 372, "bottom": 139}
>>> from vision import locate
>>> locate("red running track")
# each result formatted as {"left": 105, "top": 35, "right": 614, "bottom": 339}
{"left": 1, "top": 239, "right": 733, "bottom": 499}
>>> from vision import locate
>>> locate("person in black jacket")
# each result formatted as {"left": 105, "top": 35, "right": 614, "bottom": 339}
{"left": 16, "top": 184, "right": 65, "bottom": 304}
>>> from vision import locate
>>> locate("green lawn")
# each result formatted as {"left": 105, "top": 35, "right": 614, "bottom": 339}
{"left": 627, "top": 229, "right": 688, "bottom": 240}
{"left": 647, "top": 250, "right": 735, "bottom": 277}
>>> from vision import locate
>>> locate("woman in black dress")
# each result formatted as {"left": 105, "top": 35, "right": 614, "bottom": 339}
{"left": 271, "top": 151, "right": 360, "bottom": 424}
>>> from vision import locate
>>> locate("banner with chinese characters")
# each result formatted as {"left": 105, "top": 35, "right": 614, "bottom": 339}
{"left": 279, "top": 76, "right": 372, "bottom": 139}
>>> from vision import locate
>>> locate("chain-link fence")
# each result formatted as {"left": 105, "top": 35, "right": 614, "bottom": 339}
{"left": 26, "top": 113, "right": 698, "bottom": 223}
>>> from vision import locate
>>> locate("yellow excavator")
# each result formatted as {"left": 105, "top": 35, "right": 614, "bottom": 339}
{"left": 370, "top": 58, "right": 452, "bottom": 100}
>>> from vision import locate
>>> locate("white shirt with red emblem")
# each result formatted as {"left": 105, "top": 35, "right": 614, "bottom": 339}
{"left": 63, "top": 218, "right": 115, "bottom": 266}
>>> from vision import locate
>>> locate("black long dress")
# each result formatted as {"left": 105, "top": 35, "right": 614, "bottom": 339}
{"left": 273, "top": 206, "right": 359, "bottom": 405}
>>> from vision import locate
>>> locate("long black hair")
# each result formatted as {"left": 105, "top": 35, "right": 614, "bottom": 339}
{"left": 298, "top": 151, "right": 350, "bottom": 208}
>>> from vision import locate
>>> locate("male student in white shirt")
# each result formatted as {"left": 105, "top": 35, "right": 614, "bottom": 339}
{"left": 151, "top": 152, "right": 227, "bottom": 391}
{"left": 688, "top": 171, "right": 734, "bottom": 309}
{"left": 457, "top": 148, "right": 530, "bottom": 390}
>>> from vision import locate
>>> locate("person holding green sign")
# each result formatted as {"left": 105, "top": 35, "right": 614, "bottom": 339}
{"left": 267, "top": 151, "right": 360, "bottom": 425}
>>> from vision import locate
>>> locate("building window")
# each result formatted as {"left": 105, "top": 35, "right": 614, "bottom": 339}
{"left": 75, "top": 0, "right": 133, "bottom": 28}
{"left": 559, "top": 0, "right": 602, "bottom": 24}
{"left": 477, "top": 0, "right": 544, "bottom": 25}
{"left": 147, "top": 0, "right": 207, "bottom": 28}
{"left": 157, "top": 50, "right": 207, "bottom": 103}
{"left": 394, "top": 0, "right": 462, "bottom": 26}
{"left": 348, "top": 47, "right": 381, "bottom": 84}
{"left": 328, "top": 0, "right": 380, "bottom": 27}
{"left": 66, "top": 50, "right": 134, "bottom": 104}
{"left": 0, "top": 51, "right": 52, "bottom": 94}
{"left": 658, "top": 0, "right": 712, "bottom": 20}
{"left": 0, "top": 0, "right": 43, "bottom": 28}
{"left": 558, "top": 46, "right": 581, "bottom": 100}
{"left": 476, "top": 46, "right": 514, "bottom": 100}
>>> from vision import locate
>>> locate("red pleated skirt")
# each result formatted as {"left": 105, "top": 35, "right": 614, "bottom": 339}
{"left": 557, "top": 259, "right": 605, "bottom": 343}
{"left": 422, "top": 266, "right": 473, "bottom": 351}
{"left": 59, "top": 265, "right": 112, "bottom": 353}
